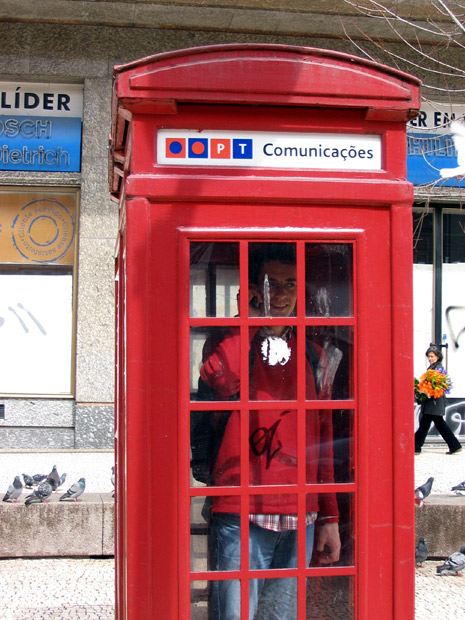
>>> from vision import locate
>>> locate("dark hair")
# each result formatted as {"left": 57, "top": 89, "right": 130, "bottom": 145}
{"left": 426, "top": 345, "right": 443, "bottom": 361}
{"left": 249, "top": 243, "right": 296, "bottom": 284}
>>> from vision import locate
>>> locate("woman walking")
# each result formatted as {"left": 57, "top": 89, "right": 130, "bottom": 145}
{"left": 415, "top": 345, "right": 462, "bottom": 455}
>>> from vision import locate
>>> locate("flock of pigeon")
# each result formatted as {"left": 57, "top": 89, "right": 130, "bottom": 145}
{"left": 415, "top": 475, "right": 465, "bottom": 576}
{"left": 2, "top": 465, "right": 88, "bottom": 505}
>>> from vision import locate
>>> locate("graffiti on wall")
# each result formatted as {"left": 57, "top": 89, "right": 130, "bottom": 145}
{"left": 446, "top": 305, "right": 465, "bottom": 349}
{"left": 415, "top": 400, "right": 465, "bottom": 438}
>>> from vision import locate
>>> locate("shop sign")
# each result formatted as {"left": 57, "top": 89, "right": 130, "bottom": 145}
{"left": 0, "top": 82, "right": 83, "bottom": 172}
{"left": 407, "top": 103, "right": 465, "bottom": 187}
{"left": 157, "top": 129, "right": 382, "bottom": 170}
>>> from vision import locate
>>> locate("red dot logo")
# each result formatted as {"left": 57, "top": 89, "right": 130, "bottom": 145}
{"left": 188, "top": 138, "right": 208, "bottom": 158}
{"left": 191, "top": 141, "right": 205, "bottom": 155}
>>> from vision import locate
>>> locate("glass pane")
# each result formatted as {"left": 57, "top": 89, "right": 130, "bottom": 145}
{"left": 443, "top": 211, "right": 465, "bottom": 406}
{"left": 192, "top": 579, "right": 244, "bottom": 620}
{"left": 248, "top": 242, "right": 297, "bottom": 319}
{"left": 190, "top": 242, "right": 239, "bottom": 317}
{"left": 190, "top": 409, "right": 240, "bottom": 488}
{"left": 0, "top": 271, "right": 73, "bottom": 394}
{"left": 306, "top": 575, "right": 354, "bottom": 619}
{"left": 443, "top": 211, "right": 465, "bottom": 264}
{"left": 249, "top": 410, "right": 297, "bottom": 485}
{"left": 249, "top": 492, "right": 312, "bottom": 566}
{"left": 309, "top": 493, "right": 354, "bottom": 568}
{"left": 207, "top": 512, "right": 242, "bottom": 572}
{"left": 253, "top": 577, "right": 297, "bottom": 620}
{"left": 305, "top": 243, "right": 353, "bottom": 317}
{"left": 249, "top": 326, "right": 297, "bottom": 401}
{"left": 306, "top": 410, "right": 354, "bottom": 485}
{"left": 413, "top": 210, "right": 433, "bottom": 264}
{"left": 191, "top": 496, "right": 209, "bottom": 573}
{"left": 191, "top": 499, "right": 242, "bottom": 573}
{"left": 191, "top": 326, "right": 240, "bottom": 401}
{"left": 306, "top": 326, "right": 353, "bottom": 400}
{"left": 191, "top": 580, "right": 209, "bottom": 620}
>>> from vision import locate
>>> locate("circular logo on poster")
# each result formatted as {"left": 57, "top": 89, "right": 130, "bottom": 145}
{"left": 11, "top": 199, "right": 75, "bottom": 263}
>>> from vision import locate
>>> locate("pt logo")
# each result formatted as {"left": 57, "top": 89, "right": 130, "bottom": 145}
{"left": 249, "top": 410, "right": 290, "bottom": 469}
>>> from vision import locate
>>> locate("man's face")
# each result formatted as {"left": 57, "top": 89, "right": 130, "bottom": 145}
{"left": 258, "top": 260, "right": 297, "bottom": 317}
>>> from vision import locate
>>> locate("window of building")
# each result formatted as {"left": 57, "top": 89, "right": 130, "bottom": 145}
{"left": 442, "top": 209, "right": 465, "bottom": 404}
{"left": 413, "top": 208, "right": 434, "bottom": 379}
{"left": 0, "top": 187, "right": 78, "bottom": 396}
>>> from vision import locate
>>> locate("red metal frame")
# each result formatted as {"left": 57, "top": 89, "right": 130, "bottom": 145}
{"left": 110, "top": 44, "right": 420, "bottom": 620}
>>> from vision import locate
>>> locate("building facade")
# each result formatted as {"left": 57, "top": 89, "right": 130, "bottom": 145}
{"left": 0, "top": 0, "right": 464, "bottom": 447}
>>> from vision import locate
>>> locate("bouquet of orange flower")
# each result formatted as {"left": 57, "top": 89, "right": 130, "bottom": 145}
{"left": 414, "top": 367, "right": 452, "bottom": 403}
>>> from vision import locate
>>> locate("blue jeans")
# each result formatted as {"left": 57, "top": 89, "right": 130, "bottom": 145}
{"left": 208, "top": 514, "right": 315, "bottom": 620}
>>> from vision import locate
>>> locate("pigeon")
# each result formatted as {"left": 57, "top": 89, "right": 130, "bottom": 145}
{"left": 436, "top": 546, "right": 465, "bottom": 576}
{"left": 451, "top": 480, "right": 465, "bottom": 495}
{"left": 2, "top": 475, "right": 23, "bottom": 503}
{"left": 25, "top": 480, "right": 53, "bottom": 506}
{"left": 440, "top": 121, "right": 465, "bottom": 179}
{"left": 415, "top": 476, "right": 434, "bottom": 507}
{"left": 22, "top": 473, "right": 34, "bottom": 489}
{"left": 56, "top": 473, "right": 67, "bottom": 492}
{"left": 32, "top": 474, "right": 47, "bottom": 485}
{"left": 46, "top": 465, "right": 61, "bottom": 492}
{"left": 111, "top": 466, "right": 115, "bottom": 498}
{"left": 59, "top": 478, "right": 85, "bottom": 502}
{"left": 415, "top": 537, "right": 428, "bottom": 567}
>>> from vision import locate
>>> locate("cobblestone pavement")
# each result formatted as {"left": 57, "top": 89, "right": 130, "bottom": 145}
{"left": 0, "top": 558, "right": 115, "bottom": 619}
{"left": 415, "top": 560, "right": 465, "bottom": 619}
{"left": 0, "top": 556, "right": 464, "bottom": 618}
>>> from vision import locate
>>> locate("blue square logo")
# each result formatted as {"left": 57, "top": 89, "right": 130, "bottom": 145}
{"left": 188, "top": 138, "right": 209, "bottom": 158}
{"left": 233, "top": 139, "right": 253, "bottom": 159}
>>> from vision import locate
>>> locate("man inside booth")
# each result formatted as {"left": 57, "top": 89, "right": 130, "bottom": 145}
{"left": 199, "top": 243, "right": 341, "bottom": 620}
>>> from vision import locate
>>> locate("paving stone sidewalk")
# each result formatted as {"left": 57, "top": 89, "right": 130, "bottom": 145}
{"left": 0, "top": 555, "right": 464, "bottom": 618}
{"left": 0, "top": 558, "right": 114, "bottom": 619}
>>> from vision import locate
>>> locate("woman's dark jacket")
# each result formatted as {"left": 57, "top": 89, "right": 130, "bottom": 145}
{"left": 421, "top": 361, "right": 446, "bottom": 417}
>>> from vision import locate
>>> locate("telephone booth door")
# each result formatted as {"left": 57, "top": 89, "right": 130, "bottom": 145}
{"left": 110, "top": 44, "right": 421, "bottom": 620}
{"left": 183, "top": 235, "right": 355, "bottom": 620}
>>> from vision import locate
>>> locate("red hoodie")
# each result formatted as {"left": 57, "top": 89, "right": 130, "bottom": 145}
{"left": 200, "top": 328, "right": 339, "bottom": 518}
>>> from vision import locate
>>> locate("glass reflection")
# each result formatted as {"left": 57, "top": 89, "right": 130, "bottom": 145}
{"left": 190, "top": 242, "right": 239, "bottom": 317}
{"left": 305, "top": 243, "right": 353, "bottom": 317}
{"left": 249, "top": 411, "right": 297, "bottom": 486}
{"left": 190, "top": 496, "right": 210, "bottom": 573}
{"left": 249, "top": 326, "right": 297, "bottom": 401}
{"left": 191, "top": 580, "right": 209, "bottom": 620}
{"left": 191, "top": 326, "right": 240, "bottom": 401}
{"left": 309, "top": 493, "right": 354, "bottom": 568}
{"left": 190, "top": 498, "right": 241, "bottom": 573}
{"left": 306, "top": 576, "right": 354, "bottom": 619}
{"left": 253, "top": 577, "right": 297, "bottom": 620}
{"left": 248, "top": 242, "right": 297, "bottom": 319}
{"left": 190, "top": 409, "right": 239, "bottom": 487}
{"left": 306, "top": 410, "right": 354, "bottom": 484}
{"left": 306, "top": 326, "right": 353, "bottom": 400}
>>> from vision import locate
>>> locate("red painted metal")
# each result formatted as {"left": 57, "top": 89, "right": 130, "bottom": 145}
{"left": 111, "top": 43, "right": 420, "bottom": 620}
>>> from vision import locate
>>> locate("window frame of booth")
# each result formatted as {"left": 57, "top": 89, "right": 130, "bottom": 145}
{"left": 179, "top": 228, "right": 358, "bottom": 620}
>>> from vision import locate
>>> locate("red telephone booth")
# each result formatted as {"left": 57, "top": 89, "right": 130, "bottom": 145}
{"left": 110, "top": 44, "right": 420, "bottom": 620}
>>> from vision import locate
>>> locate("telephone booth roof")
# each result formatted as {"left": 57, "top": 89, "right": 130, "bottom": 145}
{"left": 112, "top": 43, "right": 421, "bottom": 117}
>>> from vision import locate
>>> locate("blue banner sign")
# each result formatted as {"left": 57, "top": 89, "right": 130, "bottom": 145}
{"left": 407, "top": 103, "right": 465, "bottom": 187}
{"left": 0, "top": 82, "right": 83, "bottom": 173}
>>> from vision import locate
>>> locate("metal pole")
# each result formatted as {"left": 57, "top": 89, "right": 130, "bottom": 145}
{"left": 433, "top": 206, "right": 443, "bottom": 345}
